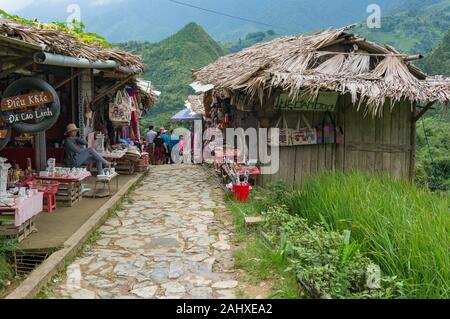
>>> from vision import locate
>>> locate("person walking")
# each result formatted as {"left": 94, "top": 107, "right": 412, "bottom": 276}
{"left": 153, "top": 132, "right": 168, "bottom": 165}
{"left": 160, "top": 128, "right": 171, "bottom": 164}
{"left": 146, "top": 125, "right": 157, "bottom": 164}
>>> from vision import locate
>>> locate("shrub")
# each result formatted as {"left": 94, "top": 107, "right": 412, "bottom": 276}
{"left": 261, "top": 206, "right": 404, "bottom": 299}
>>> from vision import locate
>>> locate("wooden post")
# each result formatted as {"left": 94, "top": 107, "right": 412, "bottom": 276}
{"left": 409, "top": 103, "right": 417, "bottom": 182}
{"left": 34, "top": 132, "right": 46, "bottom": 172}
{"left": 70, "top": 68, "right": 78, "bottom": 123}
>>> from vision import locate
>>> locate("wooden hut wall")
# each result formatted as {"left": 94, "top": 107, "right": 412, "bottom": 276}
{"left": 256, "top": 94, "right": 415, "bottom": 187}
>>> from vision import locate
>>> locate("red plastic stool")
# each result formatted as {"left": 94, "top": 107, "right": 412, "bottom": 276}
{"left": 43, "top": 192, "right": 57, "bottom": 213}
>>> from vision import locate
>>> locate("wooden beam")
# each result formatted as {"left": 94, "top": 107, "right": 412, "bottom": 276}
{"left": 71, "top": 68, "right": 77, "bottom": 123}
{"left": 54, "top": 70, "right": 84, "bottom": 90}
{"left": 414, "top": 102, "right": 435, "bottom": 122}
{"left": 91, "top": 75, "right": 133, "bottom": 105}
{"left": 0, "top": 60, "right": 34, "bottom": 80}
{"left": 410, "top": 103, "right": 417, "bottom": 182}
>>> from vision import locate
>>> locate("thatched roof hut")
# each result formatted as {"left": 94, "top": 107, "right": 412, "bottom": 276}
{"left": 193, "top": 25, "right": 450, "bottom": 117}
{"left": 0, "top": 18, "right": 144, "bottom": 71}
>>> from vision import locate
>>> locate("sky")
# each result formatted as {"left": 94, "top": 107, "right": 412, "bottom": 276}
{"left": 1, "top": 0, "right": 124, "bottom": 13}
{"left": 0, "top": 0, "right": 399, "bottom": 43}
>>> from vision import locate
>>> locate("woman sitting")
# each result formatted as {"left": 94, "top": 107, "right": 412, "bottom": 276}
{"left": 64, "top": 124, "right": 111, "bottom": 175}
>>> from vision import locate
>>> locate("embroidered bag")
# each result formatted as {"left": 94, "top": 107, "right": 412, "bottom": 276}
{"left": 316, "top": 112, "right": 344, "bottom": 144}
{"left": 268, "top": 114, "right": 291, "bottom": 147}
{"left": 109, "top": 90, "right": 132, "bottom": 127}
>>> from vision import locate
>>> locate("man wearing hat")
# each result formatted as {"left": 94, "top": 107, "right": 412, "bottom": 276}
{"left": 64, "top": 124, "right": 110, "bottom": 175}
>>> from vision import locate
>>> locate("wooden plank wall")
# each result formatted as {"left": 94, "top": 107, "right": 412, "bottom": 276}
{"left": 258, "top": 94, "right": 414, "bottom": 187}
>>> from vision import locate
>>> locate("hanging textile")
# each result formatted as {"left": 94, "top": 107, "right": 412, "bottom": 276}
{"left": 131, "top": 110, "right": 140, "bottom": 140}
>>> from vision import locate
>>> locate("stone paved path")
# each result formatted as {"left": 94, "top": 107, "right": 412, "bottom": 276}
{"left": 51, "top": 165, "right": 238, "bottom": 299}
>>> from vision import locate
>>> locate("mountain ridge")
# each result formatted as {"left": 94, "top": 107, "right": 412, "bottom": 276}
{"left": 122, "top": 22, "right": 225, "bottom": 119}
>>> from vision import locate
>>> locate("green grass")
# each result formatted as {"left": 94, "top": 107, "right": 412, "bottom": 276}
{"left": 284, "top": 172, "right": 449, "bottom": 299}
{"left": 227, "top": 195, "right": 302, "bottom": 299}
{"left": 234, "top": 236, "right": 301, "bottom": 299}
{"left": 0, "top": 240, "right": 18, "bottom": 294}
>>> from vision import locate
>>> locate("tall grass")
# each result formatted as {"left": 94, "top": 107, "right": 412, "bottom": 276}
{"left": 285, "top": 172, "right": 449, "bottom": 299}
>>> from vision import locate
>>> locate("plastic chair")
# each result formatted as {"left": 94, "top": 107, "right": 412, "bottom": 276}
{"left": 43, "top": 192, "right": 57, "bottom": 213}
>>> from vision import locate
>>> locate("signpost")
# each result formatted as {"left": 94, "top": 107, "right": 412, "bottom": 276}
{"left": 1, "top": 91, "right": 54, "bottom": 111}
{"left": 0, "top": 77, "right": 60, "bottom": 134}
{"left": 275, "top": 91, "right": 339, "bottom": 112}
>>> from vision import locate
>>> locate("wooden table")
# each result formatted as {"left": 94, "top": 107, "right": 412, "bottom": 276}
{"left": 35, "top": 172, "right": 91, "bottom": 207}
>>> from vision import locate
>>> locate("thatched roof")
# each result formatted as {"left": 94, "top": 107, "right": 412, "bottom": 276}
{"left": 0, "top": 18, "right": 144, "bottom": 71}
{"left": 186, "top": 94, "right": 205, "bottom": 115}
{"left": 193, "top": 25, "right": 450, "bottom": 116}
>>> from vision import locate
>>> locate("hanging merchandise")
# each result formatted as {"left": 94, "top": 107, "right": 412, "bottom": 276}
{"left": 316, "top": 111, "right": 345, "bottom": 144}
{"left": 109, "top": 89, "right": 132, "bottom": 128}
{"left": 268, "top": 114, "right": 291, "bottom": 147}
{"left": 130, "top": 110, "right": 140, "bottom": 140}
{"left": 291, "top": 114, "right": 317, "bottom": 146}
{"left": 93, "top": 96, "right": 106, "bottom": 132}
{"left": 84, "top": 92, "right": 94, "bottom": 129}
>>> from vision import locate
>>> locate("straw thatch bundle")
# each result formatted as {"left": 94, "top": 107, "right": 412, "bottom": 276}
{"left": 187, "top": 94, "right": 205, "bottom": 115}
{"left": 193, "top": 26, "right": 450, "bottom": 116}
{"left": 0, "top": 18, "right": 144, "bottom": 71}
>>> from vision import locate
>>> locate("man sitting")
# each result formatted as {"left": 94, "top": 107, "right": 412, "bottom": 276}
{"left": 64, "top": 124, "right": 110, "bottom": 175}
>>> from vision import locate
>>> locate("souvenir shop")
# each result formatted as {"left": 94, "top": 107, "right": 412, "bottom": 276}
{"left": 191, "top": 27, "right": 447, "bottom": 189}
{"left": 0, "top": 17, "right": 155, "bottom": 242}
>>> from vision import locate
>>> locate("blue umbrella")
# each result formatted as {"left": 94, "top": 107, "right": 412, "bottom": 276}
{"left": 171, "top": 108, "right": 202, "bottom": 122}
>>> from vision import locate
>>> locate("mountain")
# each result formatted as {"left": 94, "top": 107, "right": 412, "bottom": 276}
{"left": 355, "top": 0, "right": 450, "bottom": 54}
{"left": 419, "top": 29, "right": 450, "bottom": 76}
{"left": 12, "top": 0, "right": 399, "bottom": 43}
{"left": 222, "top": 30, "right": 279, "bottom": 53}
{"left": 122, "top": 22, "right": 225, "bottom": 118}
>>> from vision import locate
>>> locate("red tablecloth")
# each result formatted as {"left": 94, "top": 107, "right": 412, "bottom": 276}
{"left": 0, "top": 148, "right": 65, "bottom": 169}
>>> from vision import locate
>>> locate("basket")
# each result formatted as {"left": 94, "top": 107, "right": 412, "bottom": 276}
{"left": 30, "top": 180, "right": 60, "bottom": 195}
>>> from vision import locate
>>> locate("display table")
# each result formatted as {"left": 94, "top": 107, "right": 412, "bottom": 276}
{"left": 99, "top": 150, "right": 127, "bottom": 160}
{"left": 35, "top": 172, "right": 91, "bottom": 207}
{"left": 0, "top": 192, "right": 43, "bottom": 242}
{"left": 92, "top": 173, "right": 119, "bottom": 198}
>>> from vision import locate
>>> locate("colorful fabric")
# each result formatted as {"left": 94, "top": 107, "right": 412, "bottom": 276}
{"left": 154, "top": 146, "right": 166, "bottom": 162}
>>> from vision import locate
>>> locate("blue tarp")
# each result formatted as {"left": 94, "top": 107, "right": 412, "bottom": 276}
{"left": 171, "top": 109, "right": 202, "bottom": 122}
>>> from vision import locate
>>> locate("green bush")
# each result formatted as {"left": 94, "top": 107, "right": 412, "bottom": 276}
{"left": 0, "top": 240, "right": 15, "bottom": 291}
{"left": 261, "top": 206, "right": 404, "bottom": 299}
{"left": 285, "top": 172, "right": 449, "bottom": 299}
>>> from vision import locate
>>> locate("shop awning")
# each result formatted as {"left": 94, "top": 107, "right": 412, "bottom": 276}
{"left": 171, "top": 109, "right": 202, "bottom": 122}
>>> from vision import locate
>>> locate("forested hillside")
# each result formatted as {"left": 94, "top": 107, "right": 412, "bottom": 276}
{"left": 356, "top": 0, "right": 450, "bottom": 54}
{"left": 419, "top": 29, "right": 450, "bottom": 76}
{"left": 121, "top": 23, "right": 225, "bottom": 125}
